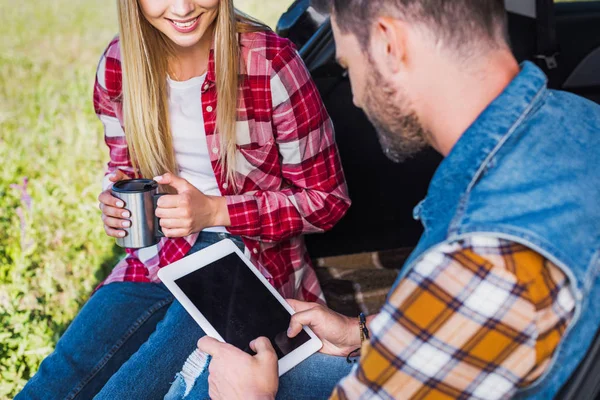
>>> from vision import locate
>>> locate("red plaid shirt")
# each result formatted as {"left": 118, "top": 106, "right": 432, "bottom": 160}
{"left": 93, "top": 31, "right": 350, "bottom": 302}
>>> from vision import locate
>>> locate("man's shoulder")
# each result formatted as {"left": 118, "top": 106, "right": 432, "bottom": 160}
{"left": 543, "top": 89, "right": 600, "bottom": 129}
{"left": 522, "top": 87, "right": 600, "bottom": 150}
{"left": 471, "top": 87, "right": 600, "bottom": 200}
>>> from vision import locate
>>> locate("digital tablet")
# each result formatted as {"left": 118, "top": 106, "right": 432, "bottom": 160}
{"left": 157, "top": 239, "right": 323, "bottom": 376}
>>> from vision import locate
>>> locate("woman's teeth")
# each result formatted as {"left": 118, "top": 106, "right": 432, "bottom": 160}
{"left": 172, "top": 18, "right": 197, "bottom": 28}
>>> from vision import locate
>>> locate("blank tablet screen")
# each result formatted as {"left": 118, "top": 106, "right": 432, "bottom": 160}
{"left": 174, "top": 253, "right": 311, "bottom": 359}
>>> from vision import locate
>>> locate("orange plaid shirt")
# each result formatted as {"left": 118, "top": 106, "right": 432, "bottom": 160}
{"left": 332, "top": 237, "right": 575, "bottom": 400}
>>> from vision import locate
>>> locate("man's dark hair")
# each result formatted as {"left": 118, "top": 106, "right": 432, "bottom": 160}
{"left": 312, "top": 0, "right": 507, "bottom": 53}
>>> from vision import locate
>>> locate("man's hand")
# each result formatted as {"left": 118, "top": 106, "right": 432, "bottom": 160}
{"left": 197, "top": 336, "right": 278, "bottom": 400}
{"left": 153, "top": 173, "right": 231, "bottom": 237}
{"left": 287, "top": 299, "right": 361, "bottom": 357}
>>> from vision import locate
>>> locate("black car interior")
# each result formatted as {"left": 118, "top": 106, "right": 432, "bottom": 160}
{"left": 275, "top": 0, "right": 600, "bottom": 398}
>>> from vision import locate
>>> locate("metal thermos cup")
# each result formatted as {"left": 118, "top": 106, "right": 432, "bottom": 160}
{"left": 111, "top": 179, "right": 165, "bottom": 249}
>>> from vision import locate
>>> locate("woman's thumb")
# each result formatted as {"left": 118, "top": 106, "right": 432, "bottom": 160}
{"left": 153, "top": 173, "right": 188, "bottom": 193}
{"left": 109, "top": 169, "right": 127, "bottom": 182}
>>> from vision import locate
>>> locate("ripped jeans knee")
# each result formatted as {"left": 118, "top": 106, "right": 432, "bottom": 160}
{"left": 164, "top": 350, "right": 210, "bottom": 400}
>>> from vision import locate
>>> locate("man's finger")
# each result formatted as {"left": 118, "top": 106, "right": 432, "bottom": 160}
{"left": 197, "top": 336, "right": 226, "bottom": 357}
{"left": 250, "top": 337, "right": 277, "bottom": 362}
{"left": 288, "top": 309, "right": 319, "bottom": 338}
{"left": 286, "top": 299, "right": 319, "bottom": 313}
{"left": 154, "top": 173, "right": 189, "bottom": 193}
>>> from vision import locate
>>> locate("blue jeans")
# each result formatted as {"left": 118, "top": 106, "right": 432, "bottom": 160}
{"left": 16, "top": 232, "right": 243, "bottom": 400}
{"left": 164, "top": 352, "right": 354, "bottom": 400}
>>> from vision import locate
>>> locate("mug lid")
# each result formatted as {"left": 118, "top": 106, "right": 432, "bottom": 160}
{"left": 112, "top": 179, "right": 158, "bottom": 193}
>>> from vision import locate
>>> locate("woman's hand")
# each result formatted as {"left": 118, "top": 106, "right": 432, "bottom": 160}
{"left": 286, "top": 299, "right": 361, "bottom": 357}
{"left": 197, "top": 336, "right": 278, "bottom": 400}
{"left": 153, "top": 173, "right": 231, "bottom": 238}
{"left": 98, "top": 169, "right": 131, "bottom": 238}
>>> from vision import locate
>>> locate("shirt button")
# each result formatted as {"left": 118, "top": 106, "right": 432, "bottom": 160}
{"left": 222, "top": 183, "right": 228, "bottom": 189}
{"left": 206, "top": 105, "right": 213, "bottom": 112}
{"left": 203, "top": 84, "right": 209, "bottom": 91}
{"left": 212, "top": 147, "right": 219, "bottom": 154}
{"left": 253, "top": 248, "right": 259, "bottom": 254}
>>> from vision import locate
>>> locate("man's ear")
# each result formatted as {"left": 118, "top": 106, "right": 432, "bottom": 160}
{"left": 370, "top": 17, "right": 408, "bottom": 75}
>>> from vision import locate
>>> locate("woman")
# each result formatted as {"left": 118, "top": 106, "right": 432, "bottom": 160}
{"left": 16, "top": 0, "right": 350, "bottom": 399}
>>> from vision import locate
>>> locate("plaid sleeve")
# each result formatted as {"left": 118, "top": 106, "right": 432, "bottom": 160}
{"left": 226, "top": 44, "right": 351, "bottom": 242}
{"left": 93, "top": 38, "right": 137, "bottom": 190}
{"left": 331, "top": 238, "right": 575, "bottom": 400}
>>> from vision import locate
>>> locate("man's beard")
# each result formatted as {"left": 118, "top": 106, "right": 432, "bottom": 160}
{"left": 361, "top": 64, "right": 430, "bottom": 163}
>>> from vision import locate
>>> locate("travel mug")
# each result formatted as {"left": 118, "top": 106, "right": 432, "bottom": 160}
{"left": 111, "top": 179, "right": 165, "bottom": 249}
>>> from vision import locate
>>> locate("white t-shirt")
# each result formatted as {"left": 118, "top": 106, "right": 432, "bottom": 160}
{"left": 167, "top": 74, "right": 227, "bottom": 233}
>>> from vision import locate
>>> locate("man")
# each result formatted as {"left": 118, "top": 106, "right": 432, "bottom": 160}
{"left": 168, "top": 0, "right": 600, "bottom": 399}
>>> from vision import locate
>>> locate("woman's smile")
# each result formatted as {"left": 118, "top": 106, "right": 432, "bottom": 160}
{"left": 168, "top": 15, "right": 202, "bottom": 34}
{"left": 137, "top": 0, "right": 219, "bottom": 49}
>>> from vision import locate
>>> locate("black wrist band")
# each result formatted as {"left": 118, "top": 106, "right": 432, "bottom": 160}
{"left": 346, "top": 313, "right": 370, "bottom": 363}
{"left": 346, "top": 347, "right": 361, "bottom": 364}
{"left": 359, "top": 312, "right": 370, "bottom": 340}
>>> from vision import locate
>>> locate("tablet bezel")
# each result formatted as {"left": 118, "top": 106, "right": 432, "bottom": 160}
{"left": 157, "top": 239, "right": 323, "bottom": 376}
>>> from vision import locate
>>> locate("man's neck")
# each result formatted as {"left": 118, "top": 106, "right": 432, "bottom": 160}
{"left": 420, "top": 50, "right": 521, "bottom": 157}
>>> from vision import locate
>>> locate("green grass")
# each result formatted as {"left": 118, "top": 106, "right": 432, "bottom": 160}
{"left": 0, "top": 1, "right": 290, "bottom": 398}
{"left": 0, "top": 1, "right": 122, "bottom": 398}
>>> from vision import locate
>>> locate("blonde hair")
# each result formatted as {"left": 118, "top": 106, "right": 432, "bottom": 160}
{"left": 117, "top": 0, "right": 269, "bottom": 189}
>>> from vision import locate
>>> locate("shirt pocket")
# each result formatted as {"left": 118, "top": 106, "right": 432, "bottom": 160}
{"left": 235, "top": 140, "right": 278, "bottom": 171}
{"left": 234, "top": 140, "right": 282, "bottom": 190}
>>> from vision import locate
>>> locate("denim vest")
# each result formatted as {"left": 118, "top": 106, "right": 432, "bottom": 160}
{"left": 393, "top": 62, "right": 600, "bottom": 398}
